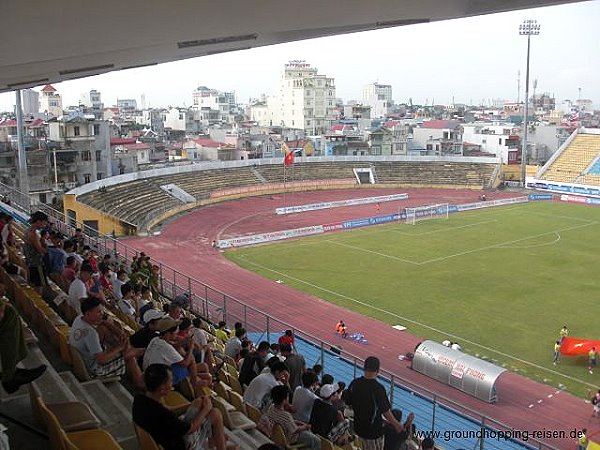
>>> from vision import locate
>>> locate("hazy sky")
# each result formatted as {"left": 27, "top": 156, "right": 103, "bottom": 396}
{"left": 1, "top": 1, "right": 599, "bottom": 112}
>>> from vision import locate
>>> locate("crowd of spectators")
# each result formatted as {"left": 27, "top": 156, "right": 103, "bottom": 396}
{"left": 6, "top": 210, "right": 435, "bottom": 450}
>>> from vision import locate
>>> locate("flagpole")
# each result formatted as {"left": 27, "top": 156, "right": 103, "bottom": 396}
{"left": 283, "top": 161, "right": 286, "bottom": 215}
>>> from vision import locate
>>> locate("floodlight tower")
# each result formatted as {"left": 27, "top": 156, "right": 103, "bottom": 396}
{"left": 519, "top": 19, "right": 540, "bottom": 188}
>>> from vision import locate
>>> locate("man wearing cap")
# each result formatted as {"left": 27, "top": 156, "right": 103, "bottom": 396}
{"left": 172, "top": 292, "right": 190, "bottom": 310}
{"left": 143, "top": 317, "right": 210, "bottom": 397}
{"left": 310, "top": 383, "right": 352, "bottom": 445}
{"left": 130, "top": 309, "right": 164, "bottom": 350}
{"left": 343, "top": 356, "right": 404, "bottom": 450}
{"left": 69, "top": 297, "right": 144, "bottom": 388}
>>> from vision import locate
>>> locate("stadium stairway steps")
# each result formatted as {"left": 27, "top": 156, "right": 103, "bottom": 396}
{"left": 59, "top": 371, "right": 138, "bottom": 450}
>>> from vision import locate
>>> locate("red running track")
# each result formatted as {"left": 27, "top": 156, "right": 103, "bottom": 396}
{"left": 126, "top": 188, "right": 591, "bottom": 449}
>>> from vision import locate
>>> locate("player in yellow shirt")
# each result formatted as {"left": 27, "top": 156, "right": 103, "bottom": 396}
{"left": 577, "top": 428, "right": 588, "bottom": 450}
{"left": 589, "top": 347, "right": 597, "bottom": 374}
{"left": 553, "top": 341, "right": 561, "bottom": 365}
{"left": 559, "top": 325, "right": 568, "bottom": 343}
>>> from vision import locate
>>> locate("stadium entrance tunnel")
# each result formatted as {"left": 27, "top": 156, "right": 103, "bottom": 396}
{"left": 412, "top": 340, "right": 506, "bottom": 403}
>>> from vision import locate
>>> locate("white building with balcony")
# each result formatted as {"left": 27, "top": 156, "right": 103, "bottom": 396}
{"left": 363, "top": 83, "right": 393, "bottom": 118}
{"left": 269, "top": 60, "right": 336, "bottom": 134}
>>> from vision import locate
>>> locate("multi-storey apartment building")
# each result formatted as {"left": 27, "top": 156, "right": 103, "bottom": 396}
{"left": 48, "top": 112, "right": 111, "bottom": 186}
{"left": 270, "top": 61, "right": 336, "bottom": 134}
{"left": 39, "top": 84, "right": 63, "bottom": 117}
{"left": 362, "top": 83, "right": 393, "bottom": 118}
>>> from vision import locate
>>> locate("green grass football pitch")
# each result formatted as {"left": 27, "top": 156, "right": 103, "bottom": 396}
{"left": 224, "top": 201, "right": 600, "bottom": 397}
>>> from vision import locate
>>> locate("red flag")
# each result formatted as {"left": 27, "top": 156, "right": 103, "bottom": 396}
{"left": 283, "top": 150, "right": 294, "bottom": 166}
{"left": 560, "top": 336, "right": 600, "bottom": 356}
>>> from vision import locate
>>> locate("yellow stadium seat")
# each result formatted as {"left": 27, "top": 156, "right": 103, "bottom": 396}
{"left": 35, "top": 396, "right": 123, "bottom": 450}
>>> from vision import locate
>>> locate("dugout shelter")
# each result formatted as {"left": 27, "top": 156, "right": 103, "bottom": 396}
{"left": 412, "top": 340, "right": 506, "bottom": 403}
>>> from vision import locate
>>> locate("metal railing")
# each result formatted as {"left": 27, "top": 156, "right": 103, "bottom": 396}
{"left": 0, "top": 181, "right": 558, "bottom": 450}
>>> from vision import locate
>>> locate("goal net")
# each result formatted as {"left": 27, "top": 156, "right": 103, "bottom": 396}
{"left": 404, "top": 203, "right": 449, "bottom": 225}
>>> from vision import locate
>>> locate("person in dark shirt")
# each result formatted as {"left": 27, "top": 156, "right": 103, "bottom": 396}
{"left": 129, "top": 309, "right": 164, "bottom": 367}
{"left": 132, "top": 363, "right": 236, "bottom": 450}
{"left": 383, "top": 409, "right": 415, "bottom": 450}
{"left": 343, "top": 356, "right": 404, "bottom": 448}
{"left": 238, "top": 340, "right": 270, "bottom": 386}
{"left": 309, "top": 383, "right": 352, "bottom": 445}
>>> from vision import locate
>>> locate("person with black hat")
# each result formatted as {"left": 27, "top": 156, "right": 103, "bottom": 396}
{"left": 343, "top": 356, "right": 404, "bottom": 449}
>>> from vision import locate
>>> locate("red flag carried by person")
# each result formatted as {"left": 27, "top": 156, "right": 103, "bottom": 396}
{"left": 560, "top": 336, "right": 600, "bottom": 356}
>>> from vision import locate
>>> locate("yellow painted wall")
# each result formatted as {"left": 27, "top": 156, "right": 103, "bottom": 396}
{"left": 63, "top": 194, "right": 135, "bottom": 236}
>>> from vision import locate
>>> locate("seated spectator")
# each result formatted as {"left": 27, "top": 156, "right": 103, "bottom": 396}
{"left": 239, "top": 341, "right": 270, "bottom": 387}
{"left": 310, "top": 383, "right": 352, "bottom": 445}
{"left": 132, "top": 363, "right": 236, "bottom": 450}
{"left": 112, "top": 270, "right": 128, "bottom": 301}
{"left": 292, "top": 371, "right": 319, "bottom": 423}
{"left": 167, "top": 303, "right": 183, "bottom": 321}
{"left": 321, "top": 373, "right": 334, "bottom": 386}
{"left": 214, "top": 321, "right": 230, "bottom": 343}
{"left": 143, "top": 317, "right": 211, "bottom": 397}
{"left": 224, "top": 327, "right": 245, "bottom": 360}
{"left": 138, "top": 286, "right": 155, "bottom": 322}
{"left": 62, "top": 255, "right": 78, "bottom": 287}
{"left": 278, "top": 330, "right": 296, "bottom": 352}
{"left": 280, "top": 343, "right": 305, "bottom": 390}
{"left": 331, "top": 382, "right": 347, "bottom": 414}
{"left": 311, "top": 364, "right": 323, "bottom": 382}
{"left": 244, "top": 361, "right": 289, "bottom": 410}
{"left": 265, "top": 385, "right": 320, "bottom": 450}
{"left": 68, "top": 263, "right": 94, "bottom": 314}
{"left": 72, "top": 228, "right": 85, "bottom": 253}
{"left": 64, "top": 240, "right": 83, "bottom": 269}
{"left": 421, "top": 437, "right": 435, "bottom": 450}
{"left": 130, "top": 309, "right": 164, "bottom": 349}
{"left": 118, "top": 283, "right": 138, "bottom": 320}
{"left": 86, "top": 247, "right": 99, "bottom": 273}
{"left": 177, "top": 318, "right": 215, "bottom": 368}
{"left": 98, "top": 264, "right": 113, "bottom": 292}
{"left": 172, "top": 292, "right": 190, "bottom": 310}
{"left": 383, "top": 409, "right": 415, "bottom": 450}
{"left": 68, "top": 297, "right": 143, "bottom": 387}
{"left": 268, "top": 343, "right": 283, "bottom": 362}
{"left": 0, "top": 287, "right": 47, "bottom": 394}
{"left": 191, "top": 318, "right": 212, "bottom": 347}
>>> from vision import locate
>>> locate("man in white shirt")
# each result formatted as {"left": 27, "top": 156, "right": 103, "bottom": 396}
{"left": 143, "top": 317, "right": 210, "bottom": 396}
{"left": 68, "top": 264, "right": 92, "bottom": 314}
{"left": 292, "top": 371, "right": 319, "bottom": 423}
{"left": 243, "top": 361, "right": 289, "bottom": 410}
{"left": 117, "top": 283, "right": 137, "bottom": 319}
{"left": 111, "top": 270, "right": 128, "bottom": 301}
{"left": 68, "top": 297, "right": 143, "bottom": 388}
{"left": 224, "top": 327, "right": 245, "bottom": 360}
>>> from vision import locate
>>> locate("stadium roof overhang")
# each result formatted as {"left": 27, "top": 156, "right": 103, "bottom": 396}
{"left": 0, "top": 0, "right": 586, "bottom": 93}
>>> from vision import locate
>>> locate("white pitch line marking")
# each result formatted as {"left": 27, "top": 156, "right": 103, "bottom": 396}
{"left": 528, "top": 404, "right": 534, "bottom": 408}
{"left": 537, "top": 399, "right": 543, "bottom": 404}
